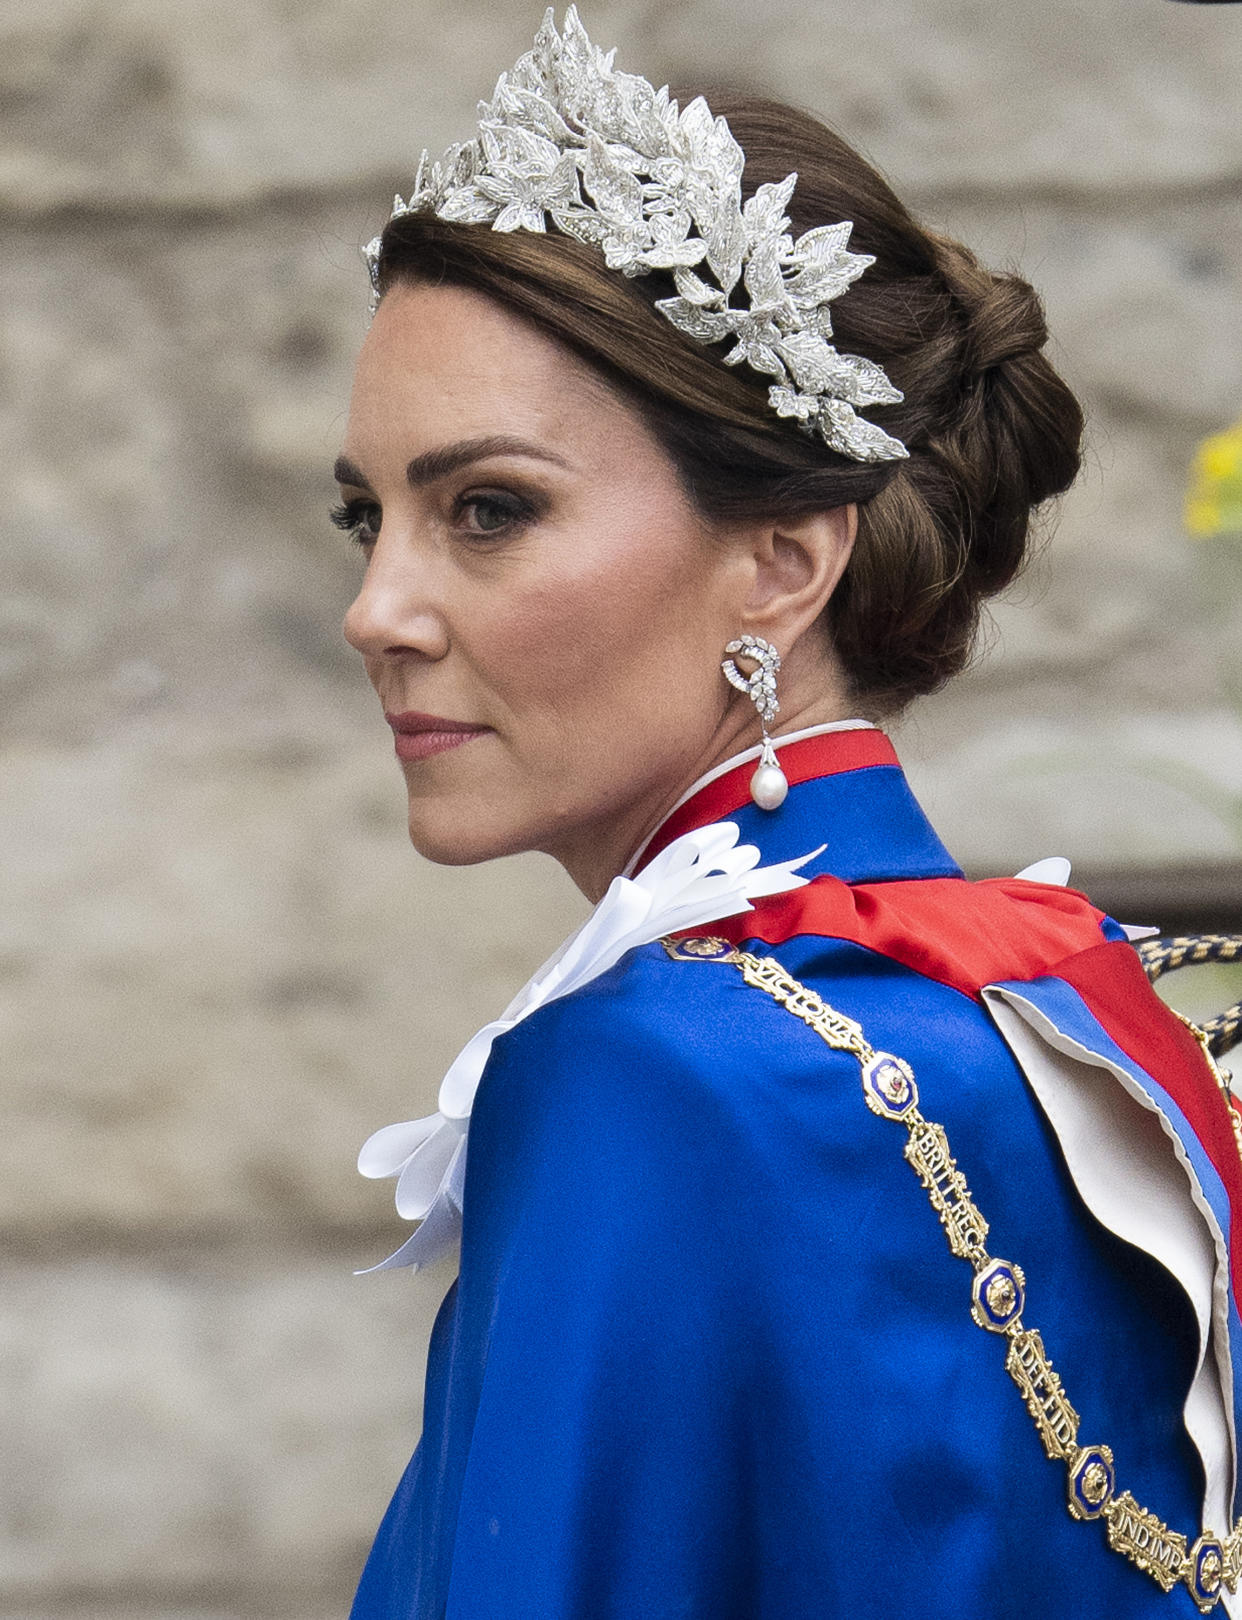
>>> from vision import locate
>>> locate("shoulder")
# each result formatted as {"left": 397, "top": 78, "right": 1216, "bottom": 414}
{"left": 475, "top": 937, "right": 864, "bottom": 1150}
{"left": 465, "top": 936, "right": 910, "bottom": 1282}
{"left": 488, "top": 939, "right": 811, "bottom": 1094}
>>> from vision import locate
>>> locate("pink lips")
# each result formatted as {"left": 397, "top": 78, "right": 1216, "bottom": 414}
{"left": 385, "top": 710, "right": 489, "bottom": 763}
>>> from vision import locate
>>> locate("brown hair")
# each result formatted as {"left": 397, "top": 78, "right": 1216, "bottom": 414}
{"left": 373, "top": 95, "right": 1083, "bottom": 714}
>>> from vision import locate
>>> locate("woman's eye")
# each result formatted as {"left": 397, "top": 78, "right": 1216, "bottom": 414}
{"left": 457, "top": 491, "right": 535, "bottom": 537}
{"left": 330, "top": 499, "right": 380, "bottom": 548}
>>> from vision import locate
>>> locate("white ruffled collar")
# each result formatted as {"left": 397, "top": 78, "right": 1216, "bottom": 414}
{"left": 356, "top": 820, "right": 823, "bottom": 1273}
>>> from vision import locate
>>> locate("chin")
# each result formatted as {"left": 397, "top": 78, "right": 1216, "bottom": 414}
{"left": 404, "top": 804, "right": 531, "bottom": 868}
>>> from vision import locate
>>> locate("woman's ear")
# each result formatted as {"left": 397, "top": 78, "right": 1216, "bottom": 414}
{"left": 738, "top": 504, "right": 857, "bottom": 648}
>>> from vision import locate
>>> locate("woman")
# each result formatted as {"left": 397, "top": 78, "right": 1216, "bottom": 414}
{"left": 337, "top": 11, "right": 1241, "bottom": 1616}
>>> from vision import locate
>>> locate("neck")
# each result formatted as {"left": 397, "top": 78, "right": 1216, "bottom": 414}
{"left": 550, "top": 697, "right": 871, "bottom": 904}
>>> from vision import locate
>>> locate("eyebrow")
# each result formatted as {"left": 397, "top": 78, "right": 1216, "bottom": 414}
{"left": 333, "top": 435, "right": 571, "bottom": 492}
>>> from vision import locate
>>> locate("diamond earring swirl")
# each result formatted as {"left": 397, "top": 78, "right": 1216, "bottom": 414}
{"left": 722, "top": 636, "right": 789, "bottom": 811}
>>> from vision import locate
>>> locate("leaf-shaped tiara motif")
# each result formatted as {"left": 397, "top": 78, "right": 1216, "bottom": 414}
{"left": 365, "top": 7, "right": 908, "bottom": 466}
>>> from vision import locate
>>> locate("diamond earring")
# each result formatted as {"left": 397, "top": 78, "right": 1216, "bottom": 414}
{"left": 722, "top": 635, "right": 789, "bottom": 811}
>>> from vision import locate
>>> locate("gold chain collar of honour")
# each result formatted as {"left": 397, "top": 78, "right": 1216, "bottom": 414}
{"left": 663, "top": 935, "right": 1242, "bottom": 1613}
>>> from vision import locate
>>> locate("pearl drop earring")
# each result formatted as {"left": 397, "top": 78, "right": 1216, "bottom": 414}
{"left": 721, "top": 635, "right": 789, "bottom": 811}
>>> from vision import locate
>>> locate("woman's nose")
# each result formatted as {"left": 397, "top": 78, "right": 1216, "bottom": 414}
{"left": 342, "top": 542, "right": 450, "bottom": 662}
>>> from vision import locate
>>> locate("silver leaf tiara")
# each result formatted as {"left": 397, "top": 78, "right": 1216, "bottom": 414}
{"left": 365, "top": 7, "right": 908, "bottom": 465}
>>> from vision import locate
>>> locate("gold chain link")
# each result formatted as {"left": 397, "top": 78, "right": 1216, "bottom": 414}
{"left": 664, "top": 935, "right": 1241, "bottom": 1612}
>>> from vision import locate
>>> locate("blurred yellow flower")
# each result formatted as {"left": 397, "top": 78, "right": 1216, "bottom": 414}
{"left": 1186, "top": 414, "right": 1242, "bottom": 539}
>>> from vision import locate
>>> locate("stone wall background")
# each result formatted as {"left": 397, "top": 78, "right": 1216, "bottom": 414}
{"left": 2, "top": 2, "right": 1240, "bottom": 1615}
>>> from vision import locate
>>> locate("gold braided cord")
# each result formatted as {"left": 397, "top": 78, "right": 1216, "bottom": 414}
{"left": 1207, "top": 1009, "right": 1242, "bottom": 1061}
{"left": 1139, "top": 936, "right": 1242, "bottom": 977}
{"left": 1139, "top": 935, "right": 1242, "bottom": 1060}
{"left": 663, "top": 936, "right": 1239, "bottom": 1612}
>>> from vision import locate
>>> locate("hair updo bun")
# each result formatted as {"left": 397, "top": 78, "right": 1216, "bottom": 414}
{"left": 374, "top": 94, "right": 1084, "bottom": 715}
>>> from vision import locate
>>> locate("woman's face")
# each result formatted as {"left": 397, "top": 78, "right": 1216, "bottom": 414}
{"left": 338, "top": 280, "right": 761, "bottom": 897}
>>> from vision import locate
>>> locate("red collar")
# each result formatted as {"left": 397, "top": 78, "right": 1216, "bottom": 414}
{"left": 637, "top": 729, "right": 900, "bottom": 872}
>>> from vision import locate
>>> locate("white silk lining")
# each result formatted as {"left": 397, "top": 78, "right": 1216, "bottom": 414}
{"left": 985, "top": 986, "right": 1238, "bottom": 1563}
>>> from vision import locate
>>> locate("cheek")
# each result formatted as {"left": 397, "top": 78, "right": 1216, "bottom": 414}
{"left": 474, "top": 528, "right": 723, "bottom": 741}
